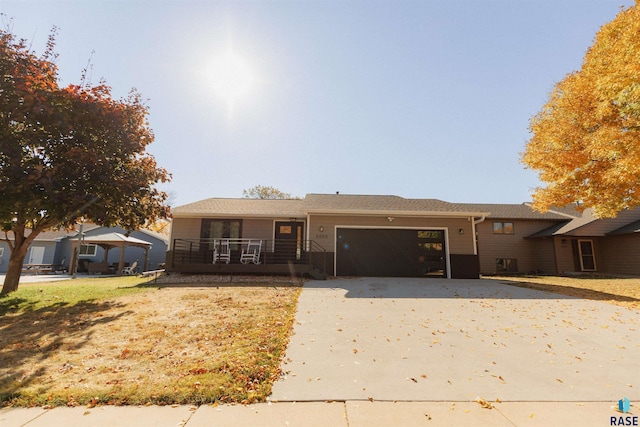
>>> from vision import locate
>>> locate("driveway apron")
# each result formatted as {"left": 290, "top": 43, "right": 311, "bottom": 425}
{"left": 270, "top": 278, "right": 640, "bottom": 402}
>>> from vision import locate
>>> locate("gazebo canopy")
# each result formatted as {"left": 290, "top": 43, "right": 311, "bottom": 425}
{"left": 72, "top": 232, "right": 153, "bottom": 273}
{"left": 82, "top": 232, "right": 152, "bottom": 249}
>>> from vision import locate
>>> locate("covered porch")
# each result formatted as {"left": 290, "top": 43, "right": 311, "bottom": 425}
{"left": 167, "top": 238, "right": 328, "bottom": 279}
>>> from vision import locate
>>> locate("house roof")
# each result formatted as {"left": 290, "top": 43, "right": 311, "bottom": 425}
{"left": 608, "top": 219, "right": 640, "bottom": 235}
{"left": 303, "top": 194, "right": 487, "bottom": 216}
{"left": 172, "top": 198, "right": 307, "bottom": 218}
{"left": 455, "top": 203, "right": 579, "bottom": 220}
{"left": 172, "top": 194, "right": 590, "bottom": 220}
{"left": 23, "top": 228, "right": 75, "bottom": 241}
{"left": 527, "top": 207, "right": 640, "bottom": 238}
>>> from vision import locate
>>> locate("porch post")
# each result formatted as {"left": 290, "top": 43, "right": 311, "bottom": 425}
{"left": 143, "top": 247, "right": 149, "bottom": 271}
{"left": 118, "top": 244, "right": 125, "bottom": 273}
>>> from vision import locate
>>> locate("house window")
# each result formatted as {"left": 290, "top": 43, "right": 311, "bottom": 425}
{"left": 496, "top": 258, "right": 518, "bottom": 273}
{"left": 578, "top": 239, "right": 597, "bottom": 271}
{"left": 79, "top": 244, "right": 97, "bottom": 257}
{"left": 201, "top": 219, "right": 242, "bottom": 249}
{"left": 493, "top": 222, "right": 514, "bottom": 234}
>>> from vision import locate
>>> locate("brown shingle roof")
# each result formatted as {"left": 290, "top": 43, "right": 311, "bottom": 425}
{"left": 172, "top": 194, "right": 583, "bottom": 220}
{"left": 303, "top": 194, "right": 489, "bottom": 216}
{"left": 456, "top": 203, "right": 579, "bottom": 220}
{"left": 172, "top": 198, "right": 306, "bottom": 218}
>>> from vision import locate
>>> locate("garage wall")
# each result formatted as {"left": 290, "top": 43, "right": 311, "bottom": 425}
{"left": 308, "top": 214, "right": 475, "bottom": 255}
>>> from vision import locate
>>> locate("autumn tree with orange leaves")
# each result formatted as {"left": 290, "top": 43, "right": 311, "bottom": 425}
{"left": 0, "top": 28, "right": 170, "bottom": 294}
{"left": 522, "top": 2, "right": 640, "bottom": 218}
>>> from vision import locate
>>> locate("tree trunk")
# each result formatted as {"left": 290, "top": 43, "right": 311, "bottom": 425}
{"left": 1, "top": 246, "right": 29, "bottom": 295}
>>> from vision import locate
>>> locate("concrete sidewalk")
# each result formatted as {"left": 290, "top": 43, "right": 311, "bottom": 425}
{"left": 1, "top": 400, "right": 635, "bottom": 426}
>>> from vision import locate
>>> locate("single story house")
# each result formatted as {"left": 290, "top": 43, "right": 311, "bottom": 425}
{"left": 0, "top": 225, "right": 168, "bottom": 275}
{"left": 167, "top": 193, "right": 640, "bottom": 279}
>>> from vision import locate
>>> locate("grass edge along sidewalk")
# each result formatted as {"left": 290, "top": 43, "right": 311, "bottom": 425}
{"left": 0, "top": 275, "right": 302, "bottom": 407}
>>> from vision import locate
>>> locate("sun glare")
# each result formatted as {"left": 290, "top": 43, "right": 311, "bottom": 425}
{"left": 208, "top": 49, "right": 255, "bottom": 108}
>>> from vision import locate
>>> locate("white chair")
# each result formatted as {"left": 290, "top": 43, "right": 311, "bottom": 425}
{"left": 213, "top": 239, "right": 231, "bottom": 264}
{"left": 240, "top": 240, "right": 262, "bottom": 264}
{"left": 122, "top": 261, "right": 137, "bottom": 275}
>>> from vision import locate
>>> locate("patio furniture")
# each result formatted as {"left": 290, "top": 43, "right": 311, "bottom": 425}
{"left": 87, "top": 262, "right": 110, "bottom": 275}
{"left": 213, "top": 239, "right": 231, "bottom": 264}
{"left": 240, "top": 240, "right": 262, "bottom": 264}
{"left": 122, "top": 261, "right": 138, "bottom": 275}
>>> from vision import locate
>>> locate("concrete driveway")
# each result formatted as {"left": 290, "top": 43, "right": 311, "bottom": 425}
{"left": 270, "top": 277, "right": 640, "bottom": 402}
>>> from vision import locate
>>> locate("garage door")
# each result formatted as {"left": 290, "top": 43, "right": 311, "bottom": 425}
{"left": 336, "top": 228, "right": 446, "bottom": 277}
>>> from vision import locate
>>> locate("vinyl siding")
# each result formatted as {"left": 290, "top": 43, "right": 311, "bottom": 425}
{"left": 309, "top": 214, "right": 475, "bottom": 255}
{"left": 554, "top": 237, "right": 575, "bottom": 274}
{"left": 169, "top": 218, "right": 202, "bottom": 249}
{"left": 477, "top": 219, "right": 560, "bottom": 274}
{"left": 170, "top": 217, "right": 302, "bottom": 246}
{"left": 599, "top": 234, "right": 640, "bottom": 276}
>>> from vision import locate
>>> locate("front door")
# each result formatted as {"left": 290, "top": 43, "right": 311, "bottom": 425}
{"left": 275, "top": 221, "right": 304, "bottom": 263}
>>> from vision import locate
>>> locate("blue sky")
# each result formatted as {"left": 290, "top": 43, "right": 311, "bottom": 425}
{"left": 1, "top": 0, "right": 633, "bottom": 207}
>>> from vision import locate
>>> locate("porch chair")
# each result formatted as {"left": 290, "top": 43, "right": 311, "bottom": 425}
{"left": 213, "top": 239, "right": 231, "bottom": 264}
{"left": 240, "top": 240, "right": 262, "bottom": 264}
{"left": 122, "top": 261, "right": 138, "bottom": 275}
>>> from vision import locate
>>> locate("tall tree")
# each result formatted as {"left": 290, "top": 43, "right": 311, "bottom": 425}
{"left": 522, "top": 3, "right": 640, "bottom": 218}
{"left": 242, "top": 185, "right": 300, "bottom": 200}
{"left": 0, "top": 28, "right": 170, "bottom": 294}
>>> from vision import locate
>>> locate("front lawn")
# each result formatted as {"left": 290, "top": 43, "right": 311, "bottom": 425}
{"left": 489, "top": 275, "right": 640, "bottom": 310}
{"left": 0, "top": 276, "right": 301, "bottom": 407}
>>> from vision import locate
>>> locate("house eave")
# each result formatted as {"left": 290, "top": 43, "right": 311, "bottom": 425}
{"left": 306, "top": 209, "right": 490, "bottom": 218}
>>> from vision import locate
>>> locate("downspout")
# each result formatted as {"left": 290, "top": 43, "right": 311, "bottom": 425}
{"left": 306, "top": 213, "right": 311, "bottom": 251}
{"left": 472, "top": 215, "right": 486, "bottom": 255}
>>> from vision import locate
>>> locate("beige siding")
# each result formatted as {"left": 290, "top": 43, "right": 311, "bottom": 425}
{"left": 309, "top": 214, "right": 475, "bottom": 255}
{"left": 242, "top": 219, "right": 277, "bottom": 241}
{"left": 477, "top": 219, "right": 559, "bottom": 274}
{"left": 169, "top": 218, "right": 202, "bottom": 249}
{"left": 170, "top": 217, "right": 296, "bottom": 249}
{"left": 554, "top": 237, "right": 575, "bottom": 273}
{"left": 599, "top": 234, "right": 640, "bottom": 276}
{"left": 533, "top": 238, "right": 557, "bottom": 274}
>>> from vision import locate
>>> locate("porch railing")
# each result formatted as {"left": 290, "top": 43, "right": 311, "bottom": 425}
{"left": 171, "top": 238, "right": 327, "bottom": 276}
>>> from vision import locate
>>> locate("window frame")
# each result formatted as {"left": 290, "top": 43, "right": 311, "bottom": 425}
{"left": 577, "top": 239, "right": 597, "bottom": 271}
{"left": 201, "top": 219, "right": 243, "bottom": 250}
{"left": 496, "top": 258, "right": 518, "bottom": 273}
{"left": 78, "top": 244, "right": 97, "bottom": 257}
{"left": 493, "top": 222, "right": 514, "bottom": 234}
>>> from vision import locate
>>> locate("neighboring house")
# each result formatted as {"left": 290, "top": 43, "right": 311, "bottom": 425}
{"left": 167, "top": 193, "right": 640, "bottom": 278}
{"left": 0, "top": 225, "right": 168, "bottom": 274}
{"left": 0, "top": 229, "right": 70, "bottom": 274}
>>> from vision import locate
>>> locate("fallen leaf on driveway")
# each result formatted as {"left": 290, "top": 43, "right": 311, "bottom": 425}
{"left": 475, "top": 397, "right": 494, "bottom": 409}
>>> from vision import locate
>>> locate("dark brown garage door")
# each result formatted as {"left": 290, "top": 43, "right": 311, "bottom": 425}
{"left": 336, "top": 228, "right": 446, "bottom": 277}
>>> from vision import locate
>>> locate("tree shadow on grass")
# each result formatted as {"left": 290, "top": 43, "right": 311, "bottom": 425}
{"left": 499, "top": 280, "right": 640, "bottom": 306}
{"left": 0, "top": 299, "right": 132, "bottom": 404}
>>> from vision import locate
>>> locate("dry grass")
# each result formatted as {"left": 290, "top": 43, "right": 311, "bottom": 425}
{"left": 0, "top": 276, "right": 301, "bottom": 407}
{"left": 489, "top": 275, "right": 640, "bottom": 310}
